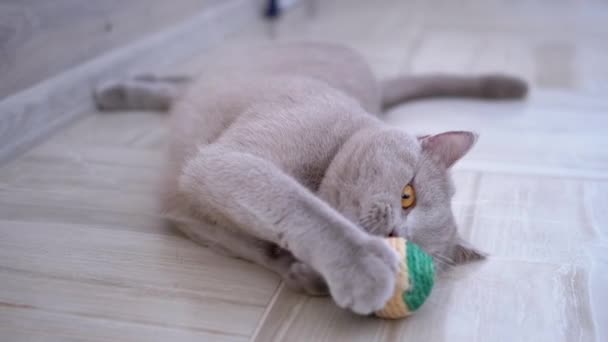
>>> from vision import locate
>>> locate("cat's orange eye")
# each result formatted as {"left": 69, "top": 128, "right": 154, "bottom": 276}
{"left": 401, "top": 184, "right": 416, "bottom": 209}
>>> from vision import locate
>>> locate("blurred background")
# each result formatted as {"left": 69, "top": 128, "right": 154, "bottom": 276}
{"left": 2, "top": 0, "right": 607, "bottom": 98}
{"left": 0, "top": 1, "right": 606, "bottom": 341}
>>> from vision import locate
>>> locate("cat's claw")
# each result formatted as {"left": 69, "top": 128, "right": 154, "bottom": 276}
{"left": 325, "top": 236, "right": 399, "bottom": 315}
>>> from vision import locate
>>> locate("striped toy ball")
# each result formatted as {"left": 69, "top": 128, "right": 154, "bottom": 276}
{"left": 375, "top": 237, "right": 435, "bottom": 319}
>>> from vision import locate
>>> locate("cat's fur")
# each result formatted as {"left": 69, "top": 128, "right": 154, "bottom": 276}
{"left": 95, "top": 42, "right": 527, "bottom": 314}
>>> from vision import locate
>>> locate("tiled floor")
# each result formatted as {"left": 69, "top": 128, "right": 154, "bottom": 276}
{"left": 1, "top": 0, "right": 607, "bottom": 341}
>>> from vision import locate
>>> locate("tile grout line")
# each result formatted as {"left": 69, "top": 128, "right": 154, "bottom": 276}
{"left": 249, "top": 281, "right": 286, "bottom": 342}
{"left": 454, "top": 161, "right": 608, "bottom": 181}
{"left": 0, "top": 303, "right": 250, "bottom": 339}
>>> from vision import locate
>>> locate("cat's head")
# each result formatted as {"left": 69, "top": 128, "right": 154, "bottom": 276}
{"left": 319, "top": 128, "right": 485, "bottom": 270}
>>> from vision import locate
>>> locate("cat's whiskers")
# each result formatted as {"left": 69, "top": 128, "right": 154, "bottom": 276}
{"left": 432, "top": 254, "right": 458, "bottom": 272}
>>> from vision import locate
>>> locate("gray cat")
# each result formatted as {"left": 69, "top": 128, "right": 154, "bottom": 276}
{"left": 95, "top": 42, "right": 527, "bottom": 314}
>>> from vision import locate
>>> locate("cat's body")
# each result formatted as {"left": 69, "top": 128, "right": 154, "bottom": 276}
{"left": 95, "top": 42, "right": 527, "bottom": 314}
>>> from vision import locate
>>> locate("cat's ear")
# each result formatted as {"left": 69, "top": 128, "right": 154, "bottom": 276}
{"left": 452, "top": 238, "right": 487, "bottom": 264}
{"left": 420, "top": 131, "right": 477, "bottom": 168}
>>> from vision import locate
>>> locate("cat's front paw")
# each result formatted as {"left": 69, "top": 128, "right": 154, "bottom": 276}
{"left": 284, "top": 261, "right": 329, "bottom": 296}
{"left": 325, "top": 237, "right": 399, "bottom": 315}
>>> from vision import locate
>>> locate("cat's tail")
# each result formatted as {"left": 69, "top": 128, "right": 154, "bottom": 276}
{"left": 380, "top": 73, "right": 528, "bottom": 110}
{"left": 94, "top": 74, "right": 192, "bottom": 111}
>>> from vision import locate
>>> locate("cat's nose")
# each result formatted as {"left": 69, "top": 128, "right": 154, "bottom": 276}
{"left": 388, "top": 229, "right": 398, "bottom": 237}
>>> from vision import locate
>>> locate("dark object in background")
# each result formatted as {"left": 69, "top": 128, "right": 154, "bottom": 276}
{"left": 265, "top": 0, "right": 281, "bottom": 19}
{"left": 265, "top": 0, "right": 319, "bottom": 21}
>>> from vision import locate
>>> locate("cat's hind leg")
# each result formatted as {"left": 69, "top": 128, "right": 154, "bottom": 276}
{"left": 94, "top": 74, "right": 191, "bottom": 111}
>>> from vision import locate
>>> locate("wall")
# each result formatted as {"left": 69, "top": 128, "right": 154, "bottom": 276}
{"left": 0, "top": 0, "right": 223, "bottom": 99}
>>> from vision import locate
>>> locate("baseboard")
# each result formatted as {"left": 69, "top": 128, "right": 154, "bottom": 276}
{"left": 0, "top": 0, "right": 261, "bottom": 165}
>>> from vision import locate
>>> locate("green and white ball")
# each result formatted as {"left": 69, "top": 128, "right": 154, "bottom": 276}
{"left": 375, "top": 237, "right": 435, "bottom": 319}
